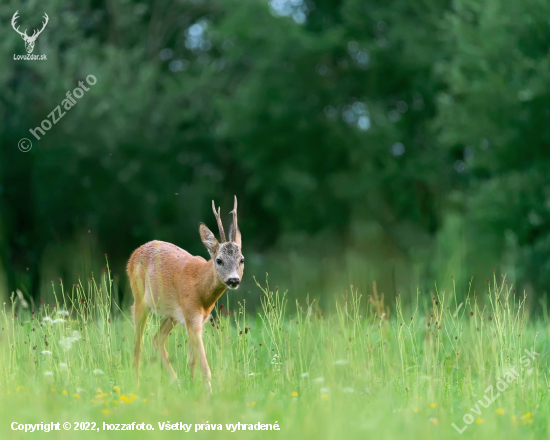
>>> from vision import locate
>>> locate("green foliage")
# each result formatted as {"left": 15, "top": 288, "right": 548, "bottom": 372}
{"left": 0, "top": 272, "right": 548, "bottom": 439}
{"left": 435, "top": 0, "right": 550, "bottom": 289}
{"left": 0, "top": 0, "right": 549, "bottom": 301}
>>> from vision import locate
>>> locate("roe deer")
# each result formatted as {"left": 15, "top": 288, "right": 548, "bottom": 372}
{"left": 127, "top": 197, "right": 244, "bottom": 393}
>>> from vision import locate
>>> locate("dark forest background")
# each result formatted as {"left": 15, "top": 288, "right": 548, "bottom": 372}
{"left": 1, "top": 0, "right": 549, "bottom": 310}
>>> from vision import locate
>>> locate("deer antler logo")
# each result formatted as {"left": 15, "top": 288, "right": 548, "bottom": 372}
{"left": 11, "top": 11, "right": 49, "bottom": 54}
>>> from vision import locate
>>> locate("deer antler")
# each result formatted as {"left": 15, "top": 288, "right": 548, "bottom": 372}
{"left": 11, "top": 11, "right": 28, "bottom": 38}
{"left": 229, "top": 196, "right": 241, "bottom": 245}
{"left": 30, "top": 13, "right": 49, "bottom": 40}
{"left": 211, "top": 200, "right": 226, "bottom": 243}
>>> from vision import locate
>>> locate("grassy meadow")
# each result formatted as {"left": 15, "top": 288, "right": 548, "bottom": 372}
{"left": 0, "top": 267, "right": 549, "bottom": 439}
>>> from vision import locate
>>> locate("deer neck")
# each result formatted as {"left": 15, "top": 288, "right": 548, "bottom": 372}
{"left": 196, "top": 259, "right": 227, "bottom": 310}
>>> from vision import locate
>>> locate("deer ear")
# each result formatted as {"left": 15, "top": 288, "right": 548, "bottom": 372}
{"left": 199, "top": 223, "right": 219, "bottom": 257}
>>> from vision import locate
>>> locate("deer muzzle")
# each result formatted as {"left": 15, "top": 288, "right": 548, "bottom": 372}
{"left": 226, "top": 277, "right": 240, "bottom": 289}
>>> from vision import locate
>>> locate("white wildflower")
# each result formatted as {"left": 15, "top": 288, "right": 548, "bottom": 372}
{"left": 59, "top": 338, "right": 73, "bottom": 350}
{"left": 59, "top": 330, "right": 81, "bottom": 351}
{"left": 301, "top": 372, "right": 309, "bottom": 378}
{"left": 44, "top": 371, "right": 53, "bottom": 376}
{"left": 42, "top": 317, "right": 53, "bottom": 324}
{"left": 76, "top": 388, "right": 86, "bottom": 393}
{"left": 320, "top": 387, "right": 330, "bottom": 394}
{"left": 271, "top": 354, "right": 282, "bottom": 372}
{"left": 41, "top": 350, "right": 52, "bottom": 355}
{"left": 56, "top": 310, "right": 70, "bottom": 317}
{"left": 15, "top": 289, "right": 29, "bottom": 308}
{"left": 52, "top": 318, "right": 66, "bottom": 324}
{"left": 59, "top": 363, "right": 68, "bottom": 368}
{"left": 334, "top": 359, "right": 348, "bottom": 365}
{"left": 313, "top": 376, "right": 325, "bottom": 383}
{"left": 93, "top": 369, "right": 104, "bottom": 375}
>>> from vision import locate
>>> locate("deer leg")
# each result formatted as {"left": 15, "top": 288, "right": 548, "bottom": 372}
{"left": 197, "top": 335, "right": 212, "bottom": 394}
{"left": 187, "top": 330, "right": 198, "bottom": 380}
{"left": 188, "top": 323, "right": 212, "bottom": 394}
{"left": 132, "top": 302, "right": 149, "bottom": 383}
{"left": 153, "top": 317, "right": 178, "bottom": 383}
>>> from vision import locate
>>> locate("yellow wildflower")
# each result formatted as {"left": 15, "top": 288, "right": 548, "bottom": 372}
{"left": 321, "top": 394, "right": 329, "bottom": 400}
{"left": 113, "top": 385, "right": 120, "bottom": 393}
{"left": 120, "top": 394, "right": 132, "bottom": 403}
{"left": 72, "top": 394, "right": 80, "bottom": 399}
{"left": 476, "top": 418, "right": 483, "bottom": 424}
{"left": 430, "top": 418, "right": 438, "bottom": 425}
{"left": 62, "top": 390, "right": 68, "bottom": 396}
{"left": 496, "top": 408, "right": 505, "bottom": 415}
{"left": 102, "top": 409, "right": 110, "bottom": 415}
{"left": 429, "top": 403, "right": 436, "bottom": 408}
{"left": 291, "top": 391, "right": 298, "bottom": 397}
{"left": 413, "top": 408, "right": 419, "bottom": 413}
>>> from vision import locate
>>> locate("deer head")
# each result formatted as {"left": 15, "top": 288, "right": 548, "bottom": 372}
{"left": 12, "top": 11, "right": 49, "bottom": 54}
{"left": 199, "top": 196, "right": 244, "bottom": 290}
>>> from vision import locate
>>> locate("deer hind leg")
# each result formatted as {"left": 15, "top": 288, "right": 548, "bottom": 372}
{"left": 153, "top": 317, "right": 178, "bottom": 384}
{"left": 130, "top": 266, "right": 150, "bottom": 383}
{"left": 132, "top": 301, "right": 149, "bottom": 382}
{"left": 187, "top": 322, "right": 212, "bottom": 394}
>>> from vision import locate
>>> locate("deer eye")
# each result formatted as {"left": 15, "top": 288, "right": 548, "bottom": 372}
{"left": 240, "top": 258, "right": 245, "bottom": 264}
{"left": 216, "top": 258, "right": 223, "bottom": 266}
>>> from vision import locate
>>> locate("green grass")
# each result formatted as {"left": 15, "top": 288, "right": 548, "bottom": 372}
{"left": 0, "top": 268, "right": 548, "bottom": 439}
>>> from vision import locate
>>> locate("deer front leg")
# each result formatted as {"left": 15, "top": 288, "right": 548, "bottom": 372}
{"left": 187, "top": 323, "right": 212, "bottom": 394}
{"left": 187, "top": 337, "right": 197, "bottom": 380}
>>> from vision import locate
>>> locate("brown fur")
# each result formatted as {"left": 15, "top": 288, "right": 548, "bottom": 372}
{"left": 127, "top": 198, "right": 243, "bottom": 393}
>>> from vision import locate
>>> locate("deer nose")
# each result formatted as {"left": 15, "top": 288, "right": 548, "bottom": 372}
{"left": 226, "top": 278, "right": 240, "bottom": 289}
